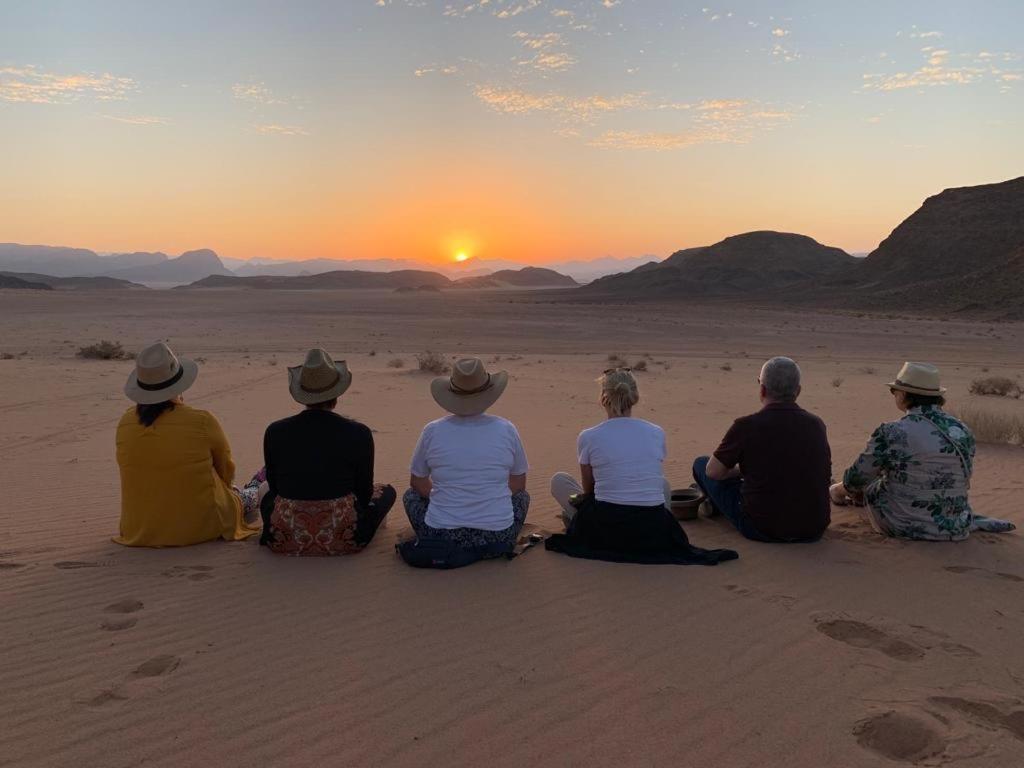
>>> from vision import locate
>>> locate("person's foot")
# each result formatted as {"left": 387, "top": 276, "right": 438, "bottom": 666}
{"left": 699, "top": 500, "right": 719, "bottom": 518}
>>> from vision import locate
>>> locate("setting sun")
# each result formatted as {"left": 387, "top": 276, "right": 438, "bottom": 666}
{"left": 454, "top": 251, "right": 469, "bottom": 262}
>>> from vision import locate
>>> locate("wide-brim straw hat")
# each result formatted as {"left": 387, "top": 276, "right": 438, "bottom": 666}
{"left": 124, "top": 341, "right": 199, "bottom": 404}
{"left": 888, "top": 361, "right": 947, "bottom": 396}
{"left": 431, "top": 357, "right": 508, "bottom": 416}
{"left": 288, "top": 348, "right": 352, "bottom": 405}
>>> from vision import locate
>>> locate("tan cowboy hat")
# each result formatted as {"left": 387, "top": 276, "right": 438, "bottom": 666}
{"left": 431, "top": 357, "right": 509, "bottom": 416}
{"left": 124, "top": 341, "right": 199, "bottom": 404}
{"left": 288, "top": 348, "right": 353, "bottom": 405}
{"left": 888, "top": 361, "right": 947, "bottom": 396}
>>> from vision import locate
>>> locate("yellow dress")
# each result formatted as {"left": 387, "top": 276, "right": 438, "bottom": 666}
{"left": 115, "top": 404, "right": 259, "bottom": 547}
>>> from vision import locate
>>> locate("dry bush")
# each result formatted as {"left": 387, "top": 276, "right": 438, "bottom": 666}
{"left": 77, "top": 340, "right": 134, "bottom": 360}
{"left": 968, "top": 376, "right": 1021, "bottom": 398}
{"left": 416, "top": 351, "right": 450, "bottom": 374}
{"left": 632, "top": 359, "right": 648, "bottom": 372}
{"left": 368, "top": 350, "right": 377, "bottom": 357}
{"left": 0, "top": 352, "right": 15, "bottom": 360}
{"left": 859, "top": 366, "right": 877, "bottom": 375}
{"left": 952, "top": 404, "right": 1024, "bottom": 446}
{"left": 387, "top": 358, "right": 405, "bottom": 368}
{"left": 832, "top": 377, "right": 844, "bottom": 388}
{"left": 720, "top": 363, "right": 732, "bottom": 372}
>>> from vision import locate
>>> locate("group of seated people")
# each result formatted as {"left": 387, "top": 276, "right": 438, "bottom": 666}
{"left": 114, "top": 342, "right": 1012, "bottom": 563}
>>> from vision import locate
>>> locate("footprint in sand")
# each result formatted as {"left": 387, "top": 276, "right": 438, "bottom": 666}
{"left": 87, "top": 655, "right": 182, "bottom": 707}
{"left": 930, "top": 697, "right": 1024, "bottom": 742}
{"left": 815, "top": 618, "right": 926, "bottom": 661}
{"left": 162, "top": 565, "right": 215, "bottom": 581}
{"left": 723, "top": 584, "right": 797, "bottom": 609}
{"left": 943, "top": 565, "right": 1024, "bottom": 583}
{"left": 100, "top": 599, "right": 144, "bottom": 632}
{"left": 854, "top": 710, "right": 948, "bottom": 763}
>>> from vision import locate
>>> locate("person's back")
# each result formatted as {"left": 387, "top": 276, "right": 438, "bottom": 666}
{"left": 264, "top": 409, "right": 374, "bottom": 505}
{"left": 719, "top": 403, "right": 831, "bottom": 540}
{"left": 116, "top": 403, "right": 251, "bottom": 546}
{"left": 577, "top": 417, "right": 666, "bottom": 506}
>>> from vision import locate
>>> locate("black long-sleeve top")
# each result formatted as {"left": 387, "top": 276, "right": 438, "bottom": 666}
{"left": 262, "top": 410, "right": 375, "bottom": 516}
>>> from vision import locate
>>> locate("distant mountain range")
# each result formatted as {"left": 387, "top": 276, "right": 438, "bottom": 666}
{"left": 3, "top": 176, "right": 1023, "bottom": 317}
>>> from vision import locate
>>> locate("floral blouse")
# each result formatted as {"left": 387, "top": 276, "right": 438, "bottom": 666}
{"left": 843, "top": 406, "right": 975, "bottom": 541}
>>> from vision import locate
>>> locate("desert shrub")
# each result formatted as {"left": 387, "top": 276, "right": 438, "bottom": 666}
{"left": 387, "top": 358, "right": 405, "bottom": 368}
{"left": 859, "top": 366, "right": 877, "bottom": 375}
{"left": 77, "top": 340, "right": 134, "bottom": 360}
{"left": 416, "top": 351, "right": 450, "bottom": 374}
{"left": 951, "top": 404, "right": 1024, "bottom": 446}
{"left": 369, "top": 350, "right": 377, "bottom": 357}
{"left": 832, "top": 377, "right": 844, "bottom": 388}
{"left": 720, "top": 363, "right": 732, "bottom": 372}
{"left": 607, "top": 353, "right": 626, "bottom": 366}
{"left": 0, "top": 352, "right": 15, "bottom": 360}
{"left": 968, "top": 376, "right": 1021, "bottom": 398}
{"left": 632, "top": 359, "right": 648, "bottom": 372}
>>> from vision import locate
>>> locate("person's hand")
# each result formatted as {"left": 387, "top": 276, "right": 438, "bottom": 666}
{"left": 829, "top": 482, "right": 850, "bottom": 506}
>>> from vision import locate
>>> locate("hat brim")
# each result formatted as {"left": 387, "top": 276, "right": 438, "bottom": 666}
{"left": 288, "top": 364, "right": 353, "bottom": 405}
{"left": 430, "top": 371, "right": 509, "bottom": 416}
{"left": 124, "top": 358, "right": 199, "bottom": 404}
{"left": 887, "top": 381, "right": 947, "bottom": 396}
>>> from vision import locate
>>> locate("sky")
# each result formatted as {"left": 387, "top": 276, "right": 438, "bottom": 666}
{"left": 1, "top": 0, "right": 1022, "bottom": 265}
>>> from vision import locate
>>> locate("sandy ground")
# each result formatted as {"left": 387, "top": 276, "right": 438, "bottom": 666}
{"left": 2, "top": 288, "right": 1024, "bottom": 767}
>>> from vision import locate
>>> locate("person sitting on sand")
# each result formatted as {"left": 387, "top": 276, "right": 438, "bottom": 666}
{"left": 403, "top": 357, "right": 530, "bottom": 553}
{"left": 260, "top": 349, "right": 396, "bottom": 555}
{"left": 830, "top": 362, "right": 1013, "bottom": 540}
{"left": 115, "top": 342, "right": 260, "bottom": 547}
{"left": 692, "top": 356, "right": 831, "bottom": 543}
{"left": 545, "top": 368, "right": 737, "bottom": 565}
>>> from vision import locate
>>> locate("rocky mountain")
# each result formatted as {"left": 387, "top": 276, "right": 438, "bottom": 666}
{"left": 859, "top": 176, "right": 1024, "bottom": 284}
{"left": 0, "top": 244, "right": 106, "bottom": 277}
{"left": 0, "top": 271, "right": 147, "bottom": 290}
{"left": 454, "top": 267, "right": 578, "bottom": 289}
{"left": 182, "top": 269, "right": 452, "bottom": 290}
{"left": 109, "top": 249, "right": 232, "bottom": 285}
{"left": 0, "top": 273, "right": 53, "bottom": 290}
{"left": 584, "top": 232, "right": 854, "bottom": 296}
{"left": 98, "top": 251, "right": 169, "bottom": 272}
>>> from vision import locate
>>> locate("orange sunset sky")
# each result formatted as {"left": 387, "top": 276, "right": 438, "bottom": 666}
{"left": 1, "top": 1, "right": 1022, "bottom": 265}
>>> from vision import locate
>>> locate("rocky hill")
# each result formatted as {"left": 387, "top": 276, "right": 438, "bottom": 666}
{"left": 0, "top": 273, "right": 53, "bottom": 290}
{"left": 109, "top": 248, "right": 231, "bottom": 285}
{"left": 454, "top": 267, "right": 578, "bottom": 289}
{"left": 182, "top": 269, "right": 452, "bottom": 290}
{"left": 0, "top": 271, "right": 146, "bottom": 290}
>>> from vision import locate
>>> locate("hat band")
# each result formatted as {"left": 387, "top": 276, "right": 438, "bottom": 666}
{"left": 895, "top": 378, "right": 940, "bottom": 392}
{"left": 450, "top": 373, "right": 491, "bottom": 395}
{"left": 137, "top": 365, "right": 184, "bottom": 392}
{"left": 301, "top": 369, "right": 341, "bottom": 394}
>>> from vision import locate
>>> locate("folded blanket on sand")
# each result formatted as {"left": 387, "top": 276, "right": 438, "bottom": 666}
{"left": 544, "top": 495, "right": 739, "bottom": 566}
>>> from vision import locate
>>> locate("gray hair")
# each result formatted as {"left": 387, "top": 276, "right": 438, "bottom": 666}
{"left": 760, "top": 357, "right": 801, "bottom": 401}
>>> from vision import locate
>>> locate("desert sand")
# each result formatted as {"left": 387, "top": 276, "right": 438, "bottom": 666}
{"left": 2, "top": 288, "right": 1023, "bottom": 767}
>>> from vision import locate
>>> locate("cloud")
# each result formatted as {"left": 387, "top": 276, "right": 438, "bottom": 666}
{"left": 910, "top": 30, "right": 943, "bottom": 39}
{"left": 771, "top": 28, "right": 789, "bottom": 37}
{"left": 254, "top": 124, "right": 309, "bottom": 136}
{"left": 512, "top": 31, "right": 563, "bottom": 50}
{"left": 232, "top": 82, "right": 282, "bottom": 104}
{"left": 100, "top": 114, "right": 168, "bottom": 125}
{"left": 473, "top": 85, "right": 647, "bottom": 121}
{"left": 526, "top": 51, "right": 577, "bottom": 71}
{"left": 0, "top": 65, "right": 135, "bottom": 104}
{"left": 862, "top": 48, "right": 1019, "bottom": 92}
{"left": 414, "top": 65, "right": 459, "bottom": 76}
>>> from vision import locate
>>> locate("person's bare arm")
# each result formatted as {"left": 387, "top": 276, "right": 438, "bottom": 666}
{"left": 580, "top": 464, "right": 595, "bottom": 495}
{"left": 706, "top": 455, "right": 741, "bottom": 481}
{"left": 508, "top": 473, "right": 527, "bottom": 493}
{"left": 410, "top": 474, "right": 432, "bottom": 497}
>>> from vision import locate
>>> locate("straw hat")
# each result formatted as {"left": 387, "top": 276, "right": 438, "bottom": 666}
{"left": 124, "top": 341, "right": 199, "bottom": 404}
{"left": 431, "top": 357, "right": 509, "bottom": 416}
{"left": 888, "top": 361, "right": 946, "bottom": 396}
{"left": 287, "top": 348, "right": 352, "bottom": 405}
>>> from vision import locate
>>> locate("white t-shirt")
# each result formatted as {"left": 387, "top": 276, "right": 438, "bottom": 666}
{"left": 410, "top": 414, "right": 529, "bottom": 531}
{"left": 577, "top": 417, "right": 667, "bottom": 506}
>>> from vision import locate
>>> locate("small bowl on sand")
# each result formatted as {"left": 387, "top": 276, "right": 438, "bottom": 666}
{"left": 670, "top": 487, "right": 705, "bottom": 521}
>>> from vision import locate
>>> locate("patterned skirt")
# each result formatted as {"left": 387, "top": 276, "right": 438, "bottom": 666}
{"left": 402, "top": 488, "right": 530, "bottom": 549}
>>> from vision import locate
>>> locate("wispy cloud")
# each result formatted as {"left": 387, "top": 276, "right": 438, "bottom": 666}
{"left": 232, "top": 82, "right": 283, "bottom": 104}
{"left": 862, "top": 48, "right": 1020, "bottom": 91}
{"left": 414, "top": 64, "right": 459, "bottom": 76}
{"left": 254, "top": 124, "right": 309, "bottom": 136}
{"left": 0, "top": 65, "right": 135, "bottom": 104}
{"left": 100, "top": 114, "right": 168, "bottom": 125}
{"left": 473, "top": 85, "right": 646, "bottom": 121}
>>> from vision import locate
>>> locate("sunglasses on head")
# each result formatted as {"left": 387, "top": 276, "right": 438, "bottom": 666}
{"left": 603, "top": 366, "right": 632, "bottom": 375}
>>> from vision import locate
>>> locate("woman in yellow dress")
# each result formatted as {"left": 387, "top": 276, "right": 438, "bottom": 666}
{"left": 115, "top": 341, "right": 260, "bottom": 547}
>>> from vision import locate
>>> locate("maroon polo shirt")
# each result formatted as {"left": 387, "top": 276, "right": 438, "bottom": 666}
{"left": 713, "top": 401, "right": 831, "bottom": 540}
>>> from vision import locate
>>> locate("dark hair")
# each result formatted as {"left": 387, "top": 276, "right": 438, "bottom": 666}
{"left": 137, "top": 400, "right": 176, "bottom": 427}
{"left": 902, "top": 392, "right": 946, "bottom": 409}
{"left": 305, "top": 398, "right": 338, "bottom": 411}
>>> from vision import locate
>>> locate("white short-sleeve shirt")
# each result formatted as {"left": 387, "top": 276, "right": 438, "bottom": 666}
{"left": 577, "top": 417, "right": 667, "bottom": 506}
{"left": 410, "top": 414, "right": 529, "bottom": 530}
